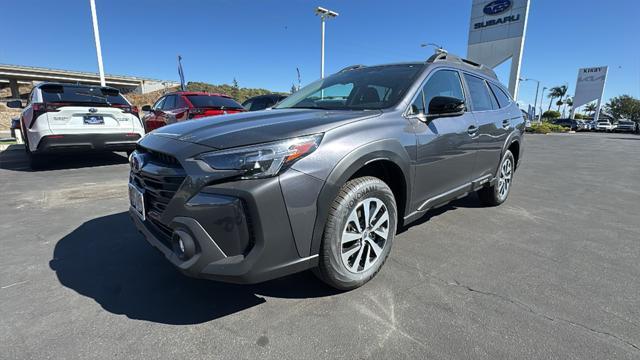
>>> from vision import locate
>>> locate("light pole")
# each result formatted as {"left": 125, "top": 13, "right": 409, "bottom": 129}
{"left": 538, "top": 87, "right": 547, "bottom": 121}
{"left": 519, "top": 77, "right": 540, "bottom": 121}
{"left": 89, "top": 0, "right": 106, "bottom": 86}
{"left": 315, "top": 7, "right": 338, "bottom": 79}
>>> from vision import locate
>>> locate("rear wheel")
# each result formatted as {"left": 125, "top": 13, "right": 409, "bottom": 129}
{"left": 27, "top": 150, "right": 45, "bottom": 170}
{"left": 315, "top": 176, "right": 397, "bottom": 290}
{"left": 478, "top": 150, "right": 515, "bottom": 206}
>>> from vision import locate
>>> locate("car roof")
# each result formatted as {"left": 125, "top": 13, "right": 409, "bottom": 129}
{"left": 35, "top": 82, "right": 120, "bottom": 92}
{"left": 339, "top": 53, "right": 498, "bottom": 82}
{"left": 168, "top": 91, "right": 232, "bottom": 98}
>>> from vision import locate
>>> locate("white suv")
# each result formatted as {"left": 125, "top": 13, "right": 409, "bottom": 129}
{"left": 595, "top": 120, "right": 615, "bottom": 132}
{"left": 7, "top": 83, "right": 145, "bottom": 168}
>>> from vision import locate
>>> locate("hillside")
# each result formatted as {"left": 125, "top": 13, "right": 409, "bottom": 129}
{"left": 0, "top": 81, "right": 286, "bottom": 130}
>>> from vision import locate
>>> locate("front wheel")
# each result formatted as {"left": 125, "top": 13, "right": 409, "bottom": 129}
{"left": 315, "top": 176, "right": 397, "bottom": 290}
{"left": 478, "top": 150, "right": 515, "bottom": 206}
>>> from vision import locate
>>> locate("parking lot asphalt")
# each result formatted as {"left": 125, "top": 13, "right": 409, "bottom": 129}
{"left": 1, "top": 132, "right": 639, "bottom": 360}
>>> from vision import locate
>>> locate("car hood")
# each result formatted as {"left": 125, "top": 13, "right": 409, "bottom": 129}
{"left": 150, "top": 108, "right": 381, "bottom": 149}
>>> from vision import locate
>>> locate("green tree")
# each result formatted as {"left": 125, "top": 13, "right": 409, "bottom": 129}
{"left": 584, "top": 102, "right": 597, "bottom": 117}
{"left": 231, "top": 78, "right": 240, "bottom": 100}
{"left": 542, "top": 110, "right": 561, "bottom": 119}
{"left": 605, "top": 95, "right": 640, "bottom": 122}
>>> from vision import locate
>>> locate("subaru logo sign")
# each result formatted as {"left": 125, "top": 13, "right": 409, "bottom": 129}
{"left": 483, "top": 0, "right": 511, "bottom": 15}
{"left": 89, "top": 107, "right": 98, "bottom": 113}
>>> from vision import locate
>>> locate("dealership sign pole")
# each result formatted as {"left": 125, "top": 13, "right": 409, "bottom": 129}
{"left": 89, "top": 0, "right": 106, "bottom": 87}
{"left": 570, "top": 66, "right": 608, "bottom": 122}
{"left": 467, "top": 0, "right": 530, "bottom": 100}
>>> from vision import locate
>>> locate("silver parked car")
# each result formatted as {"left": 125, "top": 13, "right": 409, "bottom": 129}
{"left": 614, "top": 120, "right": 638, "bottom": 133}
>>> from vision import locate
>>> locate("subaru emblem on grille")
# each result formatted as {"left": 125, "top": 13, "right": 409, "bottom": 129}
{"left": 89, "top": 107, "right": 98, "bottom": 113}
{"left": 131, "top": 153, "right": 145, "bottom": 173}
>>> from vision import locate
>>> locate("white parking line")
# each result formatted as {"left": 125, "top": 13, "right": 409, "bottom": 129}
{"left": 1, "top": 280, "right": 28, "bottom": 289}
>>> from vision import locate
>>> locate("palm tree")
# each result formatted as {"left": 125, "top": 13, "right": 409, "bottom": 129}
{"left": 548, "top": 85, "right": 568, "bottom": 111}
{"left": 564, "top": 96, "right": 573, "bottom": 117}
{"left": 584, "top": 102, "right": 597, "bottom": 117}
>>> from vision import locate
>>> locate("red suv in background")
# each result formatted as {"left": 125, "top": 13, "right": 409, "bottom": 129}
{"left": 141, "top": 91, "right": 245, "bottom": 132}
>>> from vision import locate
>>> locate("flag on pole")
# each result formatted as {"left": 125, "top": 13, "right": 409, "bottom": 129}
{"left": 177, "top": 55, "right": 186, "bottom": 91}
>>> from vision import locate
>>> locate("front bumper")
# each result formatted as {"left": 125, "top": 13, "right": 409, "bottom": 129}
{"left": 130, "top": 168, "right": 319, "bottom": 284}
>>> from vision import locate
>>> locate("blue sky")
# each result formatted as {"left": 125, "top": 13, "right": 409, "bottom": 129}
{"left": 1, "top": 0, "right": 639, "bottom": 110}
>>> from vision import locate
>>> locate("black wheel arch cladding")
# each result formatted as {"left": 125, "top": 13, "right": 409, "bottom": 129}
{"left": 309, "top": 139, "right": 412, "bottom": 256}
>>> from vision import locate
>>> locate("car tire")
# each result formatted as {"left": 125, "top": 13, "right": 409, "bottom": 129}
{"left": 315, "top": 176, "right": 397, "bottom": 290}
{"left": 27, "top": 151, "right": 45, "bottom": 170}
{"left": 478, "top": 150, "right": 515, "bottom": 207}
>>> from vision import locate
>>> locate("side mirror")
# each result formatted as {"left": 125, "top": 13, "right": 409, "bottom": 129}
{"left": 141, "top": 105, "right": 152, "bottom": 112}
{"left": 427, "top": 96, "right": 466, "bottom": 119}
{"left": 6, "top": 100, "right": 23, "bottom": 109}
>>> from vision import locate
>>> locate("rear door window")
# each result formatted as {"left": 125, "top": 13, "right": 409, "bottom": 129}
{"left": 463, "top": 74, "right": 496, "bottom": 112}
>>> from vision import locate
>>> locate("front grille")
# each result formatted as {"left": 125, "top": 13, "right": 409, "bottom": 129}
{"left": 131, "top": 147, "right": 186, "bottom": 223}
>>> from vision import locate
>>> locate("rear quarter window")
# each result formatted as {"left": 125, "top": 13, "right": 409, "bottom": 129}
{"left": 488, "top": 83, "right": 511, "bottom": 108}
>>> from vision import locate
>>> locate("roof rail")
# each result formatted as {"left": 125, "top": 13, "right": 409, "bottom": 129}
{"left": 426, "top": 52, "right": 497, "bottom": 80}
{"left": 338, "top": 64, "right": 366, "bottom": 73}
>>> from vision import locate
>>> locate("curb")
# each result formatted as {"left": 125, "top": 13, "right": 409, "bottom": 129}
{"left": 0, "top": 143, "right": 23, "bottom": 151}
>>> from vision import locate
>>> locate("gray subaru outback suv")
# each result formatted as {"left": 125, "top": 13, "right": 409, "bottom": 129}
{"left": 128, "top": 52, "right": 524, "bottom": 290}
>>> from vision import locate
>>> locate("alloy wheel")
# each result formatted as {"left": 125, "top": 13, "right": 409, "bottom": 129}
{"left": 340, "top": 197, "right": 389, "bottom": 273}
{"left": 497, "top": 157, "right": 513, "bottom": 201}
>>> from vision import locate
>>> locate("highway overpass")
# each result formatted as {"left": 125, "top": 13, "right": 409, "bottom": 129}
{"left": 0, "top": 64, "right": 179, "bottom": 99}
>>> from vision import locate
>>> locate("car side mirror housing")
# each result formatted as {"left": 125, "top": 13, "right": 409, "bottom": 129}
{"left": 141, "top": 105, "right": 152, "bottom": 112}
{"left": 427, "top": 96, "right": 466, "bottom": 119}
{"left": 6, "top": 100, "right": 23, "bottom": 109}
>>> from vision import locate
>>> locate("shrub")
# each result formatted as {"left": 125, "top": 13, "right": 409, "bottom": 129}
{"left": 528, "top": 122, "right": 567, "bottom": 134}
{"left": 542, "top": 110, "right": 561, "bottom": 119}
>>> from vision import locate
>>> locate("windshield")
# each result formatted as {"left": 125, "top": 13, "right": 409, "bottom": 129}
{"left": 41, "top": 84, "right": 128, "bottom": 105}
{"left": 186, "top": 95, "right": 244, "bottom": 109}
{"left": 275, "top": 64, "right": 423, "bottom": 110}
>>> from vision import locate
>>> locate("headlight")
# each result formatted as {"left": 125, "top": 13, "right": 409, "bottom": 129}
{"left": 195, "top": 134, "right": 323, "bottom": 179}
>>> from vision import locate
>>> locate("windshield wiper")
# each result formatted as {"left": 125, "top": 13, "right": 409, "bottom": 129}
{"left": 75, "top": 92, "right": 111, "bottom": 106}
{"left": 289, "top": 105, "right": 334, "bottom": 110}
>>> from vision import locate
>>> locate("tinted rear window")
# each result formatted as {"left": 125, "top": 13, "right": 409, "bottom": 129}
{"left": 464, "top": 74, "right": 495, "bottom": 111}
{"left": 489, "top": 83, "right": 511, "bottom": 108}
{"left": 41, "top": 85, "right": 128, "bottom": 105}
{"left": 186, "top": 95, "right": 243, "bottom": 109}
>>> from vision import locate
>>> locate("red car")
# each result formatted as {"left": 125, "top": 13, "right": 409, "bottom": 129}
{"left": 141, "top": 91, "right": 245, "bottom": 132}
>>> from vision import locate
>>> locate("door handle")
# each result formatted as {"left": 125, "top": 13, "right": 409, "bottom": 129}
{"left": 502, "top": 119, "right": 510, "bottom": 129}
{"left": 467, "top": 125, "right": 478, "bottom": 136}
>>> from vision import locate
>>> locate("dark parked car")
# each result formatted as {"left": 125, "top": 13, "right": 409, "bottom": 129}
{"left": 128, "top": 53, "right": 525, "bottom": 290}
{"left": 242, "top": 94, "right": 287, "bottom": 111}
{"left": 553, "top": 118, "right": 578, "bottom": 131}
{"left": 141, "top": 91, "right": 245, "bottom": 132}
